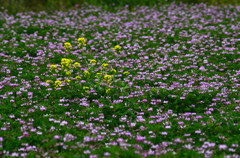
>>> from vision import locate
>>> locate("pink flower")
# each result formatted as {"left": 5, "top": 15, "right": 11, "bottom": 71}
{"left": 148, "top": 108, "right": 153, "bottom": 112}
{"left": 23, "top": 132, "right": 29, "bottom": 137}
{"left": 219, "top": 144, "right": 228, "bottom": 150}
{"left": 136, "top": 135, "right": 145, "bottom": 142}
{"left": 161, "top": 131, "right": 168, "bottom": 135}
{"left": 199, "top": 66, "right": 207, "bottom": 71}
{"left": 53, "top": 135, "right": 60, "bottom": 140}
{"left": 40, "top": 106, "right": 46, "bottom": 111}
{"left": 60, "top": 121, "right": 68, "bottom": 126}
{"left": 104, "top": 152, "right": 110, "bottom": 157}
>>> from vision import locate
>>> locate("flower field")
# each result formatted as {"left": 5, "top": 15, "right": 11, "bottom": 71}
{"left": 0, "top": 3, "right": 239, "bottom": 158}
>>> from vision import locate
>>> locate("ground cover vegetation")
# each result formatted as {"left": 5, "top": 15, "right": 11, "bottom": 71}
{"left": 0, "top": 2, "right": 239, "bottom": 158}
{"left": 1, "top": 0, "right": 240, "bottom": 14}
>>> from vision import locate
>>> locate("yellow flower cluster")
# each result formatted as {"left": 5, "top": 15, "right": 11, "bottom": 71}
{"left": 64, "top": 79, "right": 71, "bottom": 83}
{"left": 75, "top": 76, "right": 81, "bottom": 80}
{"left": 90, "top": 59, "right": 97, "bottom": 64}
{"left": 66, "top": 71, "right": 72, "bottom": 75}
{"left": 73, "top": 62, "right": 81, "bottom": 68}
{"left": 61, "top": 58, "right": 73, "bottom": 68}
{"left": 46, "top": 80, "right": 53, "bottom": 83}
{"left": 104, "top": 75, "right": 112, "bottom": 81}
{"left": 50, "top": 65, "right": 57, "bottom": 69}
{"left": 83, "top": 86, "right": 90, "bottom": 92}
{"left": 78, "top": 37, "right": 87, "bottom": 46}
{"left": 102, "top": 63, "right": 108, "bottom": 67}
{"left": 123, "top": 71, "right": 130, "bottom": 75}
{"left": 64, "top": 42, "right": 72, "bottom": 49}
{"left": 113, "top": 45, "right": 121, "bottom": 50}
{"left": 54, "top": 80, "right": 62, "bottom": 87}
{"left": 45, "top": 41, "right": 128, "bottom": 95}
{"left": 83, "top": 71, "right": 90, "bottom": 76}
{"left": 110, "top": 69, "right": 117, "bottom": 73}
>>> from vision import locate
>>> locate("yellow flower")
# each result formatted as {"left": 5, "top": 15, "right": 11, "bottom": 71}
{"left": 106, "top": 88, "right": 111, "bottom": 93}
{"left": 61, "top": 58, "right": 73, "bottom": 64}
{"left": 96, "top": 73, "right": 102, "bottom": 75}
{"left": 78, "top": 37, "right": 86, "bottom": 46}
{"left": 66, "top": 71, "right": 72, "bottom": 75}
{"left": 64, "top": 79, "right": 71, "bottom": 83}
{"left": 73, "top": 62, "right": 81, "bottom": 68}
{"left": 61, "top": 58, "right": 73, "bottom": 68}
{"left": 90, "top": 59, "right": 97, "bottom": 64}
{"left": 83, "top": 86, "right": 90, "bottom": 92}
{"left": 83, "top": 86, "right": 89, "bottom": 90}
{"left": 123, "top": 71, "right": 130, "bottom": 75}
{"left": 46, "top": 80, "right": 53, "bottom": 84}
{"left": 75, "top": 76, "right": 81, "bottom": 80}
{"left": 54, "top": 81, "right": 62, "bottom": 87}
{"left": 64, "top": 42, "right": 72, "bottom": 49}
{"left": 83, "top": 71, "right": 90, "bottom": 76}
{"left": 50, "top": 65, "right": 57, "bottom": 69}
{"left": 102, "top": 63, "right": 108, "bottom": 67}
{"left": 110, "top": 69, "right": 117, "bottom": 73}
{"left": 104, "top": 75, "right": 112, "bottom": 81}
{"left": 113, "top": 45, "right": 121, "bottom": 50}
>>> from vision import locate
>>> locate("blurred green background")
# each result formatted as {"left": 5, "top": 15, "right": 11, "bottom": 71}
{"left": 0, "top": 0, "right": 239, "bottom": 14}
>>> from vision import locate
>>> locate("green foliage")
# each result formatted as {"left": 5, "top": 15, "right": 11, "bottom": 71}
{"left": 0, "top": 0, "right": 84, "bottom": 14}
{"left": 175, "top": 0, "right": 239, "bottom": 5}
{"left": 0, "top": 0, "right": 239, "bottom": 14}
{"left": 86, "top": 0, "right": 165, "bottom": 9}
{"left": 0, "top": 2, "right": 239, "bottom": 157}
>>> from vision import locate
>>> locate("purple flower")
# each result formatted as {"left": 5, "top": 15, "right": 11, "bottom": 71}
{"left": 219, "top": 144, "right": 228, "bottom": 150}
{"left": 40, "top": 106, "right": 46, "bottom": 111}
{"left": 136, "top": 135, "right": 145, "bottom": 142}
{"left": 60, "top": 121, "right": 68, "bottom": 126}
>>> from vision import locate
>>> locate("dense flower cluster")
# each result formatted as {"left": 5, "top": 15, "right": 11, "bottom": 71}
{"left": 0, "top": 3, "right": 239, "bottom": 158}
{"left": 45, "top": 51, "right": 131, "bottom": 94}
{"left": 78, "top": 37, "right": 87, "bottom": 46}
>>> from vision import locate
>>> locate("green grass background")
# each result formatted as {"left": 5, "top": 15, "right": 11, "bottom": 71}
{"left": 0, "top": 0, "right": 239, "bottom": 14}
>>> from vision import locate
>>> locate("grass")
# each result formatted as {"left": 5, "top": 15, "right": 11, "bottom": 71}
{"left": 0, "top": 2, "right": 240, "bottom": 158}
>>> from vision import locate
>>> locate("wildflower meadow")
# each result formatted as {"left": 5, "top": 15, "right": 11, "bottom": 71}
{"left": 0, "top": 2, "right": 239, "bottom": 158}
